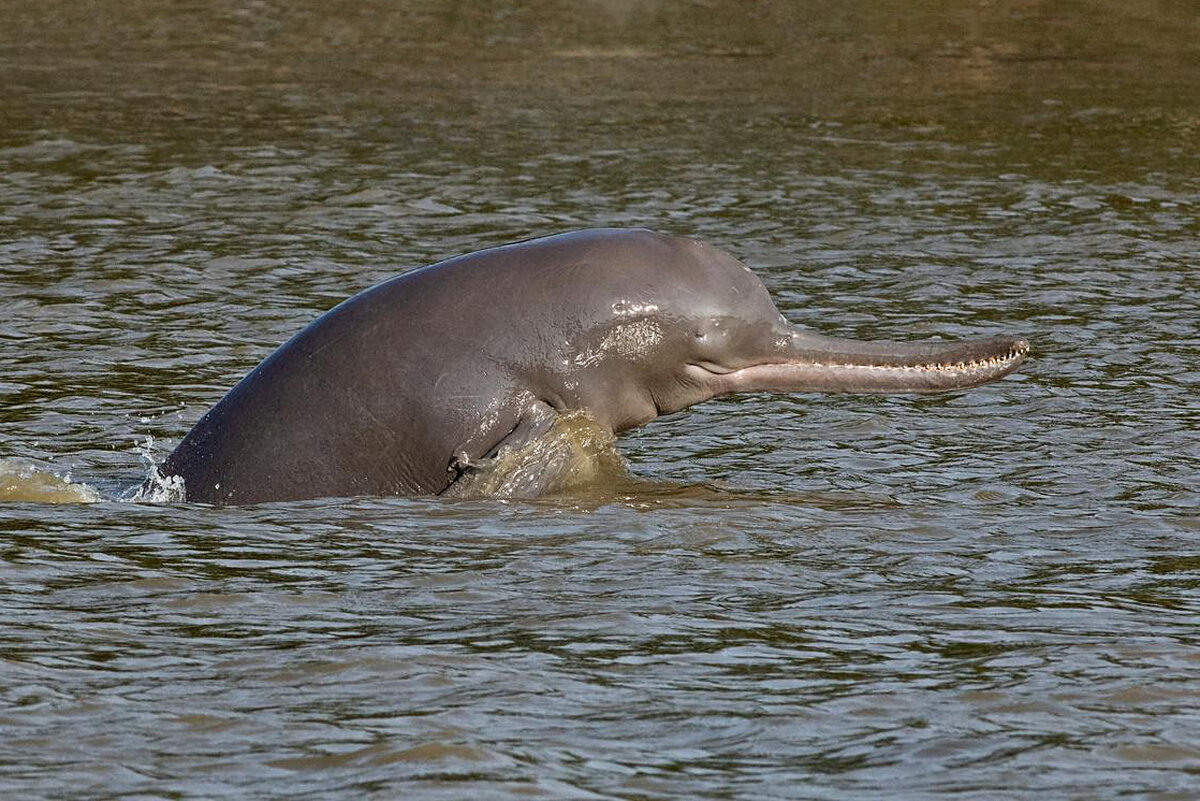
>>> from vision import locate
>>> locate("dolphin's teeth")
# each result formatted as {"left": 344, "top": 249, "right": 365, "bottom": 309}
{"left": 801, "top": 347, "right": 1024, "bottom": 374}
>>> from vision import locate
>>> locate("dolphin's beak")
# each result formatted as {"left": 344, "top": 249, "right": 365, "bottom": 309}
{"left": 707, "top": 331, "right": 1030, "bottom": 394}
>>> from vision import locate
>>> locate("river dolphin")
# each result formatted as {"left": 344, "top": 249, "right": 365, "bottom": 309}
{"left": 154, "top": 229, "right": 1028, "bottom": 504}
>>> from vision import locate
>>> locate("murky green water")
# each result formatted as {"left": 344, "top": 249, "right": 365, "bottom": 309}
{"left": 2, "top": 2, "right": 1198, "bottom": 798}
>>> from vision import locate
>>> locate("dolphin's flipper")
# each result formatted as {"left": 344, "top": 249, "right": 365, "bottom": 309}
{"left": 440, "top": 401, "right": 560, "bottom": 498}
{"left": 439, "top": 402, "right": 627, "bottom": 500}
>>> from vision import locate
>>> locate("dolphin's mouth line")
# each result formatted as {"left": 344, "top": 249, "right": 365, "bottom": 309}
{"left": 694, "top": 340, "right": 1029, "bottom": 376}
{"left": 688, "top": 336, "right": 1029, "bottom": 396}
{"left": 789, "top": 341, "right": 1029, "bottom": 373}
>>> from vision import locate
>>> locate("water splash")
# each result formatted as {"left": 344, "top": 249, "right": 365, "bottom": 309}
{"left": 0, "top": 459, "right": 101, "bottom": 504}
{"left": 130, "top": 434, "right": 186, "bottom": 503}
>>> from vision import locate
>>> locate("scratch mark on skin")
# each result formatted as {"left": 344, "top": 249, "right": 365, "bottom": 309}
{"left": 572, "top": 320, "right": 663, "bottom": 369}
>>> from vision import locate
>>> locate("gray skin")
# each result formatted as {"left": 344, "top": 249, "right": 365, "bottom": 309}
{"left": 157, "top": 228, "right": 1028, "bottom": 505}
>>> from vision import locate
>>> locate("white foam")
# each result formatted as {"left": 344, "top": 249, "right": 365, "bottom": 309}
{"left": 130, "top": 435, "right": 187, "bottom": 503}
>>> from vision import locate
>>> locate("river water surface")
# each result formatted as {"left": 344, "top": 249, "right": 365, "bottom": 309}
{"left": 2, "top": 2, "right": 1198, "bottom": 798}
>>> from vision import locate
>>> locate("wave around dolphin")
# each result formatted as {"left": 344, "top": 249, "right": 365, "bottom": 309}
{"left": 0, "top": 459, "right": 101, "bottom": 504}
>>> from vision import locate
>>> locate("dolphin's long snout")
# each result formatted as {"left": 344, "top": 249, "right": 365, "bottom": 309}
{"left": 712, "top": 331, "right": 1030, "bottom": 394}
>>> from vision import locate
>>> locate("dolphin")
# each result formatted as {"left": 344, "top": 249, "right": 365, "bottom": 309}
{"left": 153, "top": 229, "right": 1028, "bottom": 504}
